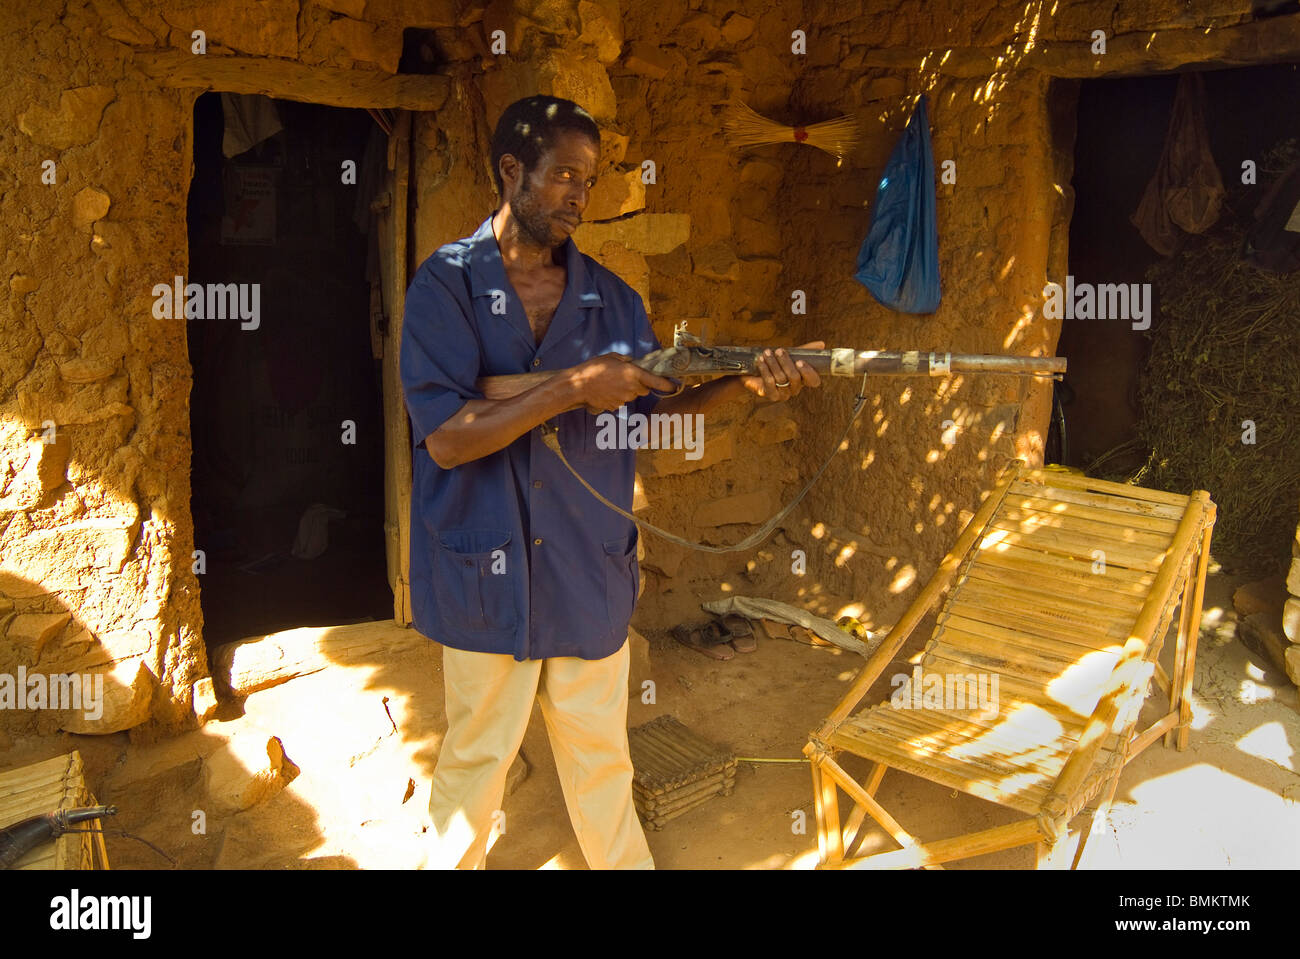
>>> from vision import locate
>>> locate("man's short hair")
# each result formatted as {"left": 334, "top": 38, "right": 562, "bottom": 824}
{"left": 490, "top": 96, "right": 600, "bottom": 198}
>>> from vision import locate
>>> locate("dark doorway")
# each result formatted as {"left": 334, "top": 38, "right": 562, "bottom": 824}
{"left": 186, "top": 92, "right": 392, "bottom": 651}
{"left": 1057, "top": 62, "right": 1300, "bottom": 473}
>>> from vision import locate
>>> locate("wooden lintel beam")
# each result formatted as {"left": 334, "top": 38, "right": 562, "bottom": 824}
{"left": 861, "top": 13, "right": 1300, "bottom": 79}
{"left": 133, "top": 51, "right": 450, "bottom": 111}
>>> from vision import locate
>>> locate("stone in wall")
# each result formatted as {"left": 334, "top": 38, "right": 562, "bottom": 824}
{"left": 585, "top": 168, "right": 645, "bottom": 220}
{"left": 71, "top": 187, "right": 111, "bottom": 229}
{"left": 300, "top": 11, "right": 404, "bottom": 72}
{"left": 0, "top": 432, "right": 71, "bottom": 512}
{"left": 0, "top": 510, "right": 140, "bottom": 591}
{"left": 599, "top": 128, "right": 629, "bottom": 171}
{"left": 578, "top": 0, "right": 623, "bottom": 63}
{"left": 40, "top": 627, "right": 156, "bottom": 675}
{"left": 694, "top": 491, "right": 776, "bottom": 528}
{"left": 481, "top": 48, "right": 617, "bottom": 124}
{"left": 59, "top": 656, "right": 155, "bottom": 735}
{"left": 6, "top": 612, "right": 71, "bottom": 662}
{"left": 17, "top": 86, "right": 115, "bottom": 150}
{"left": 642, "top": 428, "right": 734, "bottom": 477}
{"left": 721, "top": 13, "right": 756, "bottom": 44}
{"left": 573, "top": 213, "right": 689, "bottom": 255}
{"left": 692, "top": 243, "right": 740, "bottom": 282}
{"left": 484, "top": 0, "right": 582, "bottom": 44}
{"left": 623, "top": 41, "right": 674, "bottom": 79}
{"left": 157, "top": 0, "right": 299, "bottom": 58}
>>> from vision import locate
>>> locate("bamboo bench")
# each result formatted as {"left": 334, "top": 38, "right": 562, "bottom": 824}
{"left": 804, "top": 461, "right": 1216, "bottom": 869}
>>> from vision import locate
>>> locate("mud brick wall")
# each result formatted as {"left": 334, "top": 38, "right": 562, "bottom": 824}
{"left": 4, "top": 0, "right": 1298, "bottom": 748}
{"left": 0, "top": 0, "right": 461, "bottom": 745}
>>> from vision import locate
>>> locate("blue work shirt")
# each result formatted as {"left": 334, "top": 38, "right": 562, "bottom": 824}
{"left": 400, "top": 214, "right": 661, "bottom": 661}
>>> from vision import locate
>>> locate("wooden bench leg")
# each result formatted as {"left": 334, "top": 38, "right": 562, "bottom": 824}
{"left": 840, "top": 763, "right": 889, "bottom": 856}
{"left": 810, "top": 755, "right": 844, "bottom": 864}
{"left": 1165, "top": 573, "right": 1195, "bottom": 749}
{"left": 1169, "top": 527, "right": 1211, "bottom": 751}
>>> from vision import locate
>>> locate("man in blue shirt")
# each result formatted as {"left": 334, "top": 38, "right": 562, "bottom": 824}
{"left": 401, "top": 96, "right": 821, "bottom": 869}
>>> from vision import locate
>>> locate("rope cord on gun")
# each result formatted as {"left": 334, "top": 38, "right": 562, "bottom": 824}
{"left": 539, "top": 374, "right": 872, "bottom": 553}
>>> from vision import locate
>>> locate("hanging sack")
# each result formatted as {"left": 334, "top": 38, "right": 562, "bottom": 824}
{"left": 854, "top": 94, "right": 941, "bottom": 313}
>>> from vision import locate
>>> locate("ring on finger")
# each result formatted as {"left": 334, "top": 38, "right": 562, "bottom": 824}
{"left": 773, "top": 379, "right": 791, "bottom": 388}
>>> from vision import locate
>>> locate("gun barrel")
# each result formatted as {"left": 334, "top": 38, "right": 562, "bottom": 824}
{"left": 838, "top": 350, "right": 1066, "bottom": 377}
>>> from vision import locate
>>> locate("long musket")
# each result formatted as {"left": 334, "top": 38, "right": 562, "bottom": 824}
{"left": 477, "top": 323, "right": 1065, "bottom": 399}
{"left": 467, "top": 324, "right": 1066, "bottom": 554}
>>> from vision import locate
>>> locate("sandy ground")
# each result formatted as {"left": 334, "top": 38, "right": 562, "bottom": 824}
{"left": 6, "top": 569, "right": 1297, "bottom": 870}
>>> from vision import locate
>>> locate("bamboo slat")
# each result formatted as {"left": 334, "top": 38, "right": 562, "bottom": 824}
{"left": 1, "top": 782, "right": 74, "bottom": 815}
{"left": 867, "top": 693, "right": 1083, "bottom": 742}
{"left": 865, "top": 721, "right": 1070, "bottom": 787}
{"left": 941, "top": 608, "right": 1128, "bottom": 657}
{"left": 944, "top": 595, "right": 1131, "bottom": 652}
{"left": 865, "top": 709, "right": 1073, "bottom": 780}
{"left": 1020, "top": 468, "right": 1191, "bottom": 506}
{"left": 972, "top": 546, "right": 1156, "bottom": 594}
{"left": 829, "top": 726, "right": 1050, "bottom": 812}
{"left": 1005, "top": 496, "right": 1182, "bottom": 537}
{"left": 958, "top": 571, "right": 1141, "bottom": 618}
{"left": 987, "top": 520, "right": 1171, "bottom": 572}
{"left": 926, "top": 638, "right": 1085, "bottom": 685}
{"left": 920, "top": 652, "right": 1102, "bottom": 721}
{"left": 963, "top": 562, "right": 1148, "bottom": 614}
{"left": 0, "top": 753, "right": 82, "bottom": 790}
{"left": 978, "top": 540, "right": 1158, "bottom": 586}
{"left": 998, "top": 506, "right": 1173, "bottom": 547}
{"left": 1009, "top": 481, "right": 1185, "bottom": 520}
{"left": 928, "top": 638, "right": 1090, "bottom": 695}
{"left": 840, "top": 714, "right": 1059, "bottom": 788}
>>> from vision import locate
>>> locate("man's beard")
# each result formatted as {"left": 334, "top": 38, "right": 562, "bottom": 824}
{"left": 512, "top": 174, "right": 557, "bottom": 247}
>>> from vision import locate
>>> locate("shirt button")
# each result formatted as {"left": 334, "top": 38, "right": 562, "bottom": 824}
{"left": 533, "top": 480, "right": 542, "bottom": 489}
{"left": 534, "top": 538, "right": 543, "bottom": 545}
{"left": 532, "top": 358, "right": 541, "bottom": 367}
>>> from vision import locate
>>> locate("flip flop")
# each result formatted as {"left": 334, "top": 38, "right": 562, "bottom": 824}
{"left": 717, "top": 613, "right": 756, "bottom": 653}
{"left": 672, "top": 621, "right": 735, "bottom": 661}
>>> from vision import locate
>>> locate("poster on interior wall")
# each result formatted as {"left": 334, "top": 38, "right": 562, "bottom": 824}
{"left": 220, "top": 165, "right": 277, "bottom": 246}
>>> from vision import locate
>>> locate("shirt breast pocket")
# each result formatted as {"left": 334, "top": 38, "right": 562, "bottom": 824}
{"left": 557, "top": 407, "right": 609, "bottom": 460}
{"left": 433, "top": 529, "right": 517, "bottom": 632}
{"left": 603, "top": 533, "right": 638, "bottom": 634}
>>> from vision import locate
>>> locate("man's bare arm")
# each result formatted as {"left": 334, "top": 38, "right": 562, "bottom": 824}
{"left": 426, "top": 354, "right": 676, "bottom": 469}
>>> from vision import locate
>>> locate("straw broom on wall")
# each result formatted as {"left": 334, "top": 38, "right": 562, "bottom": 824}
{"left": 721, "top": 100, "right": 861, "bottom": 162}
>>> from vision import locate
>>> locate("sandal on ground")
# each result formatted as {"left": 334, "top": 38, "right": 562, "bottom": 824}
{"left": 717, "top": 613, "right": 756, "bottom": 653}
{"left": 672, "top": 620, "right": 735, "bottom": 661}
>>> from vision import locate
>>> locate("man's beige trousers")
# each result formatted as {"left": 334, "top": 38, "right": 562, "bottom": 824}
{"left": 423, "top": 640, "right": 654, "bottom": 869}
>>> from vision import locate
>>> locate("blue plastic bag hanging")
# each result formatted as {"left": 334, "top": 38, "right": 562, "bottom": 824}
{"left": 854, "top": 95, "right": 941, "bottom": 313}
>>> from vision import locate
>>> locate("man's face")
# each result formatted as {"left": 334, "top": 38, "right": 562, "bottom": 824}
{"left": 505, "top": 129, "right": 600, "bottom": 249}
